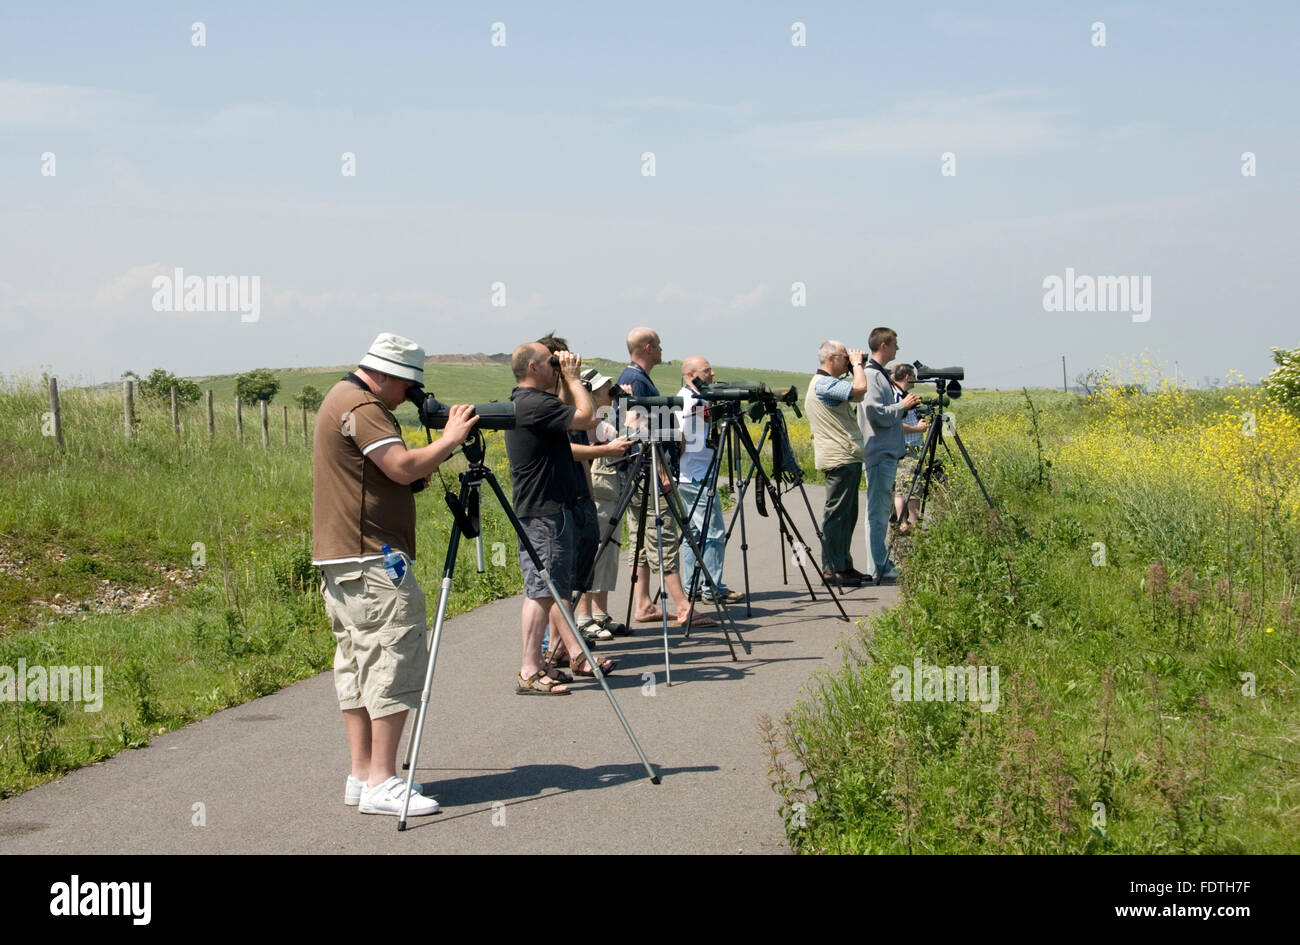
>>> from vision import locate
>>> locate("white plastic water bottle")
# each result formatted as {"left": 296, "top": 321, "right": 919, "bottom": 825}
{"left": 381, "top": 544, "right": 406, "bottom": 585}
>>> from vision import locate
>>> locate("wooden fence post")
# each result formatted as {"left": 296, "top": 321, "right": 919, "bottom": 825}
{"left": 206, "top": 390, "right": 215, "bottom": 441}
{"left": 301, "top": 405, "right": 308, "bottom": 445}
{"left": 282, "top": 405, "right": 289, "bottom": 445}
{"left": 260, "top": 400, "right": 269, "bottom": 449}
{"left": 170, "top": 386, "right": 180, "bottom": 441}
{"left": 48, "top": 377, "right": 65, "bottom": 449}
{"left": 236, "top": 396, "right": 244, "bottom": 442}
{"left": 123, "top": 380, "right": 134, "bottom": 440}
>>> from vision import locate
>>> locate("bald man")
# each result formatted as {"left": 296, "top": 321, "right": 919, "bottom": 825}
{"left": 675, "top": 357, "right": 740, "bottom": 604}
{"left": 617, "top": 328, "right": 712, "bottom": 627}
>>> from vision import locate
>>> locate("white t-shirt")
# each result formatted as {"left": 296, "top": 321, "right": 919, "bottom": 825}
{"left": 675, "top": 386, "right": 715, "bottom": 482}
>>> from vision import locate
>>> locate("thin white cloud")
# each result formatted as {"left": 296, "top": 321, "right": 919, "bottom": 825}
{"left": 744, "top": 90, "right": 1073, "bottom": 159}
{"left": 0, "top": 79, "right": 143, "bottom": 126}
{"left": 729, "top": 283, "right": 769, "bottom": 311}
{"left": 93, "top": 263, "right": 167, "bottom": 309}
{"left": 655, "top": 283, "right": 711, "bottom": 305}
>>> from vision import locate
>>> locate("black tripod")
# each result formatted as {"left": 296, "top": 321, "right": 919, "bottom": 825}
{"left": 698, "top": 397, "right": 850, "bottom": 623}
{"left": 602, "top": 435, "right": 742, "bottom": 685}
{"left": 881, "top": 387, "right": 998, "bottom": 585}
{"left": 397, "top": 430, "right": 659, "bottom": 828}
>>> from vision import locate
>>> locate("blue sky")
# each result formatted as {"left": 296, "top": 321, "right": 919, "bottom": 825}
{"left": 2, "top": 2, "right": 1296, "bottom": 388}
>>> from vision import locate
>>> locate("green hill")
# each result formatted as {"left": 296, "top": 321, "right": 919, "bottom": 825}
{"left": 183, "top": 357, "right": 814, "bottom": 425}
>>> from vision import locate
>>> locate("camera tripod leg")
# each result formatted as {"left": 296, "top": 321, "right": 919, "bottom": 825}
{"left": 725, "top": 423, "right": 755, "bottom": 617}
{"left": 399, "top": 465, "right": 661, "bottom": 832}
{"left": 647, "top": 446, "right": 674, "bottom": 685}
{"left": 398, "top": 481, "right": 472, "bottom": 830}
{"left": 672, "top": 485, "right": 741, "bottom": 658}
{"left": 950, "top": 430, "right": 998, "bottom": 513}
{"left": 624, "top": 474, "right": 651, "bottom": 629}
{"left": 727, "top": 416, "right": 849, "bottom": 621}
{"left": 483, "top": 467, "right": 660, "bottom": 783}
{"left": 676, "top": 425, "right": 748, "bottom": 645}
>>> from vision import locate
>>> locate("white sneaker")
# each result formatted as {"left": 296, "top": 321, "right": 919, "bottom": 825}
{"left": 356, "top": 776, "right": 439, "bottom": 815}
{"left": 346, "top": 774, "right": 432, "bottom": 806}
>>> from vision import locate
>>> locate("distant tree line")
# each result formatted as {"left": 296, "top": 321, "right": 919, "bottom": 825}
{"left": 118, "top": 368, "right": 328, "bottom": 409}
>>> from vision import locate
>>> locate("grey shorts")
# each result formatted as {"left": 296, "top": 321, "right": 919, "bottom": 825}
{"left": 517, "top": 509, "right": 575, "bottom": 601}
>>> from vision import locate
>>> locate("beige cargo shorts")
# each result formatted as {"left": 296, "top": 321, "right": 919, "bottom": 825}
{"left": 625, "top": 478, "right": 681, "bottom": 574}
{"left": 320, "top": 556, "right": 428, "bottom": 719}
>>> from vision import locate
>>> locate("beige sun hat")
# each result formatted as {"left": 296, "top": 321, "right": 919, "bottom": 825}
{"left": 581, "top": 367, "right": 613, "bottom": 391}
{"left": 359, "top": 332, "right": 425, "bottom": 386}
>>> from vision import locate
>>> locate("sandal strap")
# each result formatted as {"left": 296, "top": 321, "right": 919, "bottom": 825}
{"left": 518, "top": 671, "right": 566, "bottom": 692}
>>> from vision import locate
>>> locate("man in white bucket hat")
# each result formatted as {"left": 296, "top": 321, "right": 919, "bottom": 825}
{"left": 312, "top": 332, "right": 477, "bottom": 816}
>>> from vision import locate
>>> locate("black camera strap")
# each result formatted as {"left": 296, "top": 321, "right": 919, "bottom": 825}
{"left": 866, "top": 358, "right": 890, "bottom": 380}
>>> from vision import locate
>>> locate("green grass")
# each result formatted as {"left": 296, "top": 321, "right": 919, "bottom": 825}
{"left": 765, "top": 386, "right": 1300, "bottom": 853}
{"left": 0, "top": 379, "right": 522, "bottom": 796}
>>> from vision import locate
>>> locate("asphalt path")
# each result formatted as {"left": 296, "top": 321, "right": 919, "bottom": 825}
{"left": 0, "top": 484, "right": 899, "bottom": 854}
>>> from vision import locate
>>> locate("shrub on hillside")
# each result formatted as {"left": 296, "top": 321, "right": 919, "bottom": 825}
{"left": 125, "top": 369, "right": 202, "bottom": 406}
{"left": 235, "top": 369, "right": 280, "bottom": 404}
{"left": 293, "top": 385, "right": 323, "bottom": 411}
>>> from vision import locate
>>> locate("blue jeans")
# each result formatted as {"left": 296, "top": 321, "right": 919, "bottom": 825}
{"left": 864, "top": 458, "right": 898, "bottom": 577}
{"left": 677, "top": 480, "right": 727, "bottom": 594}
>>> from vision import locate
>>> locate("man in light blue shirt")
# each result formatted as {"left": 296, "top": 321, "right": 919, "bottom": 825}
{"left": 856, "top": 327, "right": 920, "bottom": 581}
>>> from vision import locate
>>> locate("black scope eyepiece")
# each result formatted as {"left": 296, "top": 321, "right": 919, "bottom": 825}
{"left": 911, "top": 362, "right": 962, "bottom": 400}
{"left": 698, "top": 381, "right": 799, "bottom": 408}
{"left": 405, "top": 386, "right": 516, "bottom": 431}
{"left": 696, "top": 380, "right": 764, "bottom": 402}
{"left": 623, "top": 394, "right": 684, "bottom": 410}
{"left": 912, "top": 361, "right": 964, "bottom": 382}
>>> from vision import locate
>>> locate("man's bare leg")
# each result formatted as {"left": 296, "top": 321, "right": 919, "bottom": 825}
{"left": 366, "top": 710, "right": 408, "bottom": 787}
{"left": 664, "top": 571, "right": 688, "bottom": 614}
{"left": 521, "top": 597, "right": 566, "bottom": 689}
{"left": 633, "top": 563, "right": 661, "bottom": 619}
{"left": 548, "top": 604, "right": 567, "bottom": 651}
{"left": 667, "top": 571, "right": 715, "bottom": 624}
{"left": 343, "top": 707, "right": 371, "bottom": 782}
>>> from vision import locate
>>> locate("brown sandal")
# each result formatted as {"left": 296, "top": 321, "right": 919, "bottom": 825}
{"left": 544, "top": 664, "right": 573, "bottom": 684}
{"left": 516, "top": 671, "right": 571, "bottom": 695}
{"left": 570, "top": 653, "right": 617, "bottom": 677}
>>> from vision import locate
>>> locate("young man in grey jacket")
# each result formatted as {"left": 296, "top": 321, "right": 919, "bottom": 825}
{"left": 857, "top": 327, "right": 920, "bottom": 581}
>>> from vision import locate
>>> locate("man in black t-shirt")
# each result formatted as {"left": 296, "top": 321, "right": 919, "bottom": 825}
{"left": 505, "top": 342, "right": 608, "bottom": 694}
